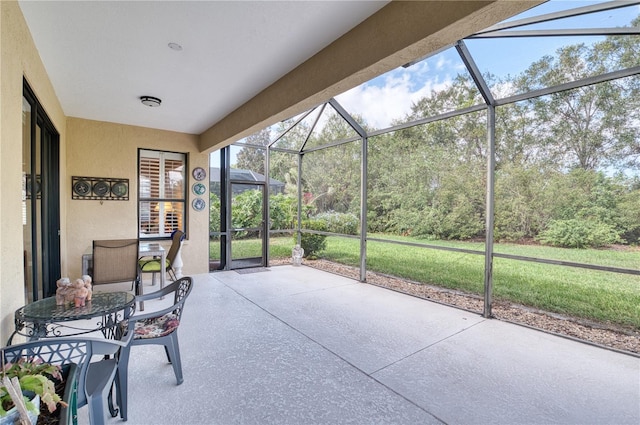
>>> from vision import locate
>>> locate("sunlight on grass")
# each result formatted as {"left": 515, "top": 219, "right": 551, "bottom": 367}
{"left": 224, "top": 238, "right": 265, "bottom": 259}
{"left": 263, "top": 235, "right": 640, "bottom": 329}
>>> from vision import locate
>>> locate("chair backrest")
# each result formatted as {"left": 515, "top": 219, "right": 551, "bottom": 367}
{"left": 92, "top": 239, "right": 139, "bottom": 285}
{"left": 170, "top": 276, "right": 192, "bottom": 321}
{"left": 165, "top": 230, "right": 185, "bottom": 266}
{"left": 1, "top": 335, "right": 131, "bottom": 409}
{"left": 127, "top": 277, "right": 193, "bottom": 333}
{"left": 147, "top": 276, "right": 192, "bottom": 320}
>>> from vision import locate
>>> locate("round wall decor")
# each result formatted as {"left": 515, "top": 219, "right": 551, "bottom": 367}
{"left": 192, "top": 198, "right": 206, "bottom": 211}
{"left": 92, "top": 180, "right": 110, "bottom": 197}
{"left": 72, "top": 176, "right": 129, "bottom": 201}
{"left": 111, "top": 182, "right": 128, "bottom": 198}
{"left": 73, "top": 179, "right": 91, "bottom": 196}
{"left": 192, "top": 167, "right": 206, "bottom": 181}
{"left": 192, "top": 182, "right": 206, "bottom": 196}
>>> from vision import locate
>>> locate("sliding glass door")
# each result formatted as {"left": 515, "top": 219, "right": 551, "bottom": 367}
{"left": 23, "top": 81, "right": 60, "bottom": 301}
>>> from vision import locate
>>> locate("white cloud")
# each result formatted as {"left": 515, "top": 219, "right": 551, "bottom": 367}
{"left": 336, "top": 69, "right": 454, "bottom": 130}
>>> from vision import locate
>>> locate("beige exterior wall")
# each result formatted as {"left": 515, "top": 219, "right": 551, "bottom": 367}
{"left": 65, "top": 118, "right": 209, "bottom": 280}
{"left": 0, "top": 3, "right": 209, "bottom": 342}
{"left": 0, "top": 1, "right": 66, "bottom": 342}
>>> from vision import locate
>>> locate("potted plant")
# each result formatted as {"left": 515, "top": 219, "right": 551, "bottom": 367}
{"left": 0, "top": 358, "right": 68, "bottom": 425}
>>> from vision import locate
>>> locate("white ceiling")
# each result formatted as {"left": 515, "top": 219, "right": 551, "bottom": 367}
{"left": 19, "top": 1, "right": 388, "bottom": 135}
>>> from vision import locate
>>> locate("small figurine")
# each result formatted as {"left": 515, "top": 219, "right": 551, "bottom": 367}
{"left": 71, "top": 278, "right": 89, "bottom": 307}
{"left": 292, "top": 244, "right": 304, "bottom": 266}
{"left": 64, "top": 284, "right": 77, "bottom": 305}
{"left": 82, "top": 274, "right": 93, "bottom": 301}
{"left": 55, "top": 278, "right": 71, "bottom": 306}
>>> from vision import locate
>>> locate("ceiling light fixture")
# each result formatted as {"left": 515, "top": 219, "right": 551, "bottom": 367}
{"left": 140, "top": 96, "right": 161, "bottom": 107}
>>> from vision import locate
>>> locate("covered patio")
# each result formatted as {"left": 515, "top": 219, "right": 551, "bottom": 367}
{"left": 2, "top": 2, "right": 639, "bottom": 422}
{"left": 80, "top": 266, "right": 637, "bottom": 424}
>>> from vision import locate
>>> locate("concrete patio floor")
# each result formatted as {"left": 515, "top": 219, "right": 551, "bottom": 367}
{"left": 92, "top": 265, "right": 638, "bottom": 425}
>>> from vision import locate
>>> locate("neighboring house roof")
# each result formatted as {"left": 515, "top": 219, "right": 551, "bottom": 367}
{"left": 209, "top": 167, "right": 284, "bottom": 187}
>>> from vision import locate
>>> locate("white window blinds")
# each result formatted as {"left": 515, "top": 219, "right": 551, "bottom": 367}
{"left": 139, "top": 150, "right": 186, "bottom": 238}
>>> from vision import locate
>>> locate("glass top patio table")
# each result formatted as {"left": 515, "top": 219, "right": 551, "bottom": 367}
{"left": 10, "top": 291, "right": 135, "bottom": 343}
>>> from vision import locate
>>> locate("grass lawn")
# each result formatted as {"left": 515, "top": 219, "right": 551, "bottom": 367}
{"left": 225, "top": 235, "right": 640, "bottom": 330}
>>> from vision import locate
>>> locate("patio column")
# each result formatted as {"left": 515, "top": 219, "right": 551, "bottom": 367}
{"left": 296, "top": 152, "right": 303, "bottom": 247}
{"left": 360, "top": 136, "right": 368, "bottom": 283}
{"left": 265, "top": 147, "right": 271, "bottom": 266}
{"left": 484, "top": 105, "right": 496, "bottom": 318}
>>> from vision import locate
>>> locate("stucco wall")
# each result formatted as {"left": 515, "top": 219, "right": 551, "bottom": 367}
{"left": 1, "top": 3, "right": 209, "bottom": 343}
{"left": 65, "top": 118, "right": 209, "bottom": 280}
{"left": 0, "top": 1, "right": 66, "bottom": 342}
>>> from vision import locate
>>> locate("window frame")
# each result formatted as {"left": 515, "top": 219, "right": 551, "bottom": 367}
{"left": 138, "top": 148, "right": 188, "bottom": 240}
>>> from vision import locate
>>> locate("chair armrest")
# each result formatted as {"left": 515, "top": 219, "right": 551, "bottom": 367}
{"left": 126, "top": 277, "right": 192, "bottom": 330}
{"left": 134, "top": 290, "right": 168, "bottom": 303}
{"left": 134, "top": 279, "right": 182, "bottom": 302}
{"left": 85, "top": 332, "right": 133, "bottom": 356}
{"left": 126, "top": 303, "right": 185, "bottom": 328}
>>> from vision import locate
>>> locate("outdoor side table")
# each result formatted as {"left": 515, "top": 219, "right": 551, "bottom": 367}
{"left": 9, "top": 291, "right": 136, "bottom": 343}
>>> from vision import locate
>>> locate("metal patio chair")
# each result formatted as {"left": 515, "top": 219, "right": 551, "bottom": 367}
{"left": 92, "top": 238, "right": 141, "bottom": 297}
{"left": 138, "top": 230, "right": 185, "bottom": 290}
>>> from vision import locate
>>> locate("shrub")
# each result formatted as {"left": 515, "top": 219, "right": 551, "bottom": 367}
{"left": 411, "top": 203, "right": 484, "bottom": 240}
{"left": 314, "top": 211, "right": 359, "bottom": 235}
{"left": 269, "top": 194, "right": 296, "bottom": 230}
{"left": 209, "top": 193, "right": 221, "bottom": 233}
{"left": 616, "top": 188, "right": 640, "bottom": 245}
{"left": 295, "top": 219, "right": 327, "bottom": 259}
{"left": 231, "top": 189, "right": 262, "bottom": 231}
{"left": 537, "top": 219, "right": 621, "bottom": 248}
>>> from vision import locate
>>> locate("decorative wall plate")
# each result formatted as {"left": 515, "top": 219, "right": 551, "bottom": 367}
{"left": 111, "top": 182, "right": 128, "bottom": 198}
{"left": 192, "top": 167, "right": 206, "bottom": 181}
{"left": 192, "top": 182, "right": 206, "bottom": 196}
{"left": 72, "top": 176, "right": 129, "bottom": 201}
{"left": 192, "top": 198, "right": 206, "bottom": 211}
{"left": 92, "top": 180, "right": 110, "bottom": 197}
{"left": 73, "top": 179, "right": 91, "bottom": 196}
{"left": 26, "top": 175, "right": 42, "bottom": 200}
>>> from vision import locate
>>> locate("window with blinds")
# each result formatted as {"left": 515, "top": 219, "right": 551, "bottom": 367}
{"left": 138, "top": 149, "right": 186, "bottom": 238}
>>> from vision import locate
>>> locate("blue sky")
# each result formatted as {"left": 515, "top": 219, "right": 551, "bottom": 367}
{"left": 220, "top": 0, "right": 640, "bottom": 164}
{"left": 334, "top": 0, "right": 640, "bottom": 130}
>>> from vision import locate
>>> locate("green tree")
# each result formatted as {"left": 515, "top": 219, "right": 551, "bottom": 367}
{"left": 494, "top": 165, "right": 549, "bottom": 241}
{"left": 616, "top": 178, "right": 640, "bottom": 244}
{"left": 409, "top": 74, "right": 483, "bottom": 118}
{"left": 269, "top": 150, "right": 299, "bottom": 196}
{"left": 268, "top": 117, "right": 310, "bottom": 200}
{"left": 209, "top": 192, "right": 221, "bottom": 233}
{"left": 235, "top": 128, "right": 270, "bottom": 174}
{"left": 369, "top": 75, "right": 488, "bottom": 240}
{"left": 301, "top": 113, "right": 362, "bottom": 215}
{"left": 494, "top": 30, "right": 640, "bottom": 241}
{"left": 231, "top": 189, "right": 262, "bottom": 238}
{"left": 515, "top": 42, "right": 639, "bottom": 171}
{"left": 269, "top": 193, "right": 296, "bottom": 230}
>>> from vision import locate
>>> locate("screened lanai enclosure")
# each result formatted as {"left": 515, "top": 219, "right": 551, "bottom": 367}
{"left": 209, "top": 1, "right": 640, "bottom": 332}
